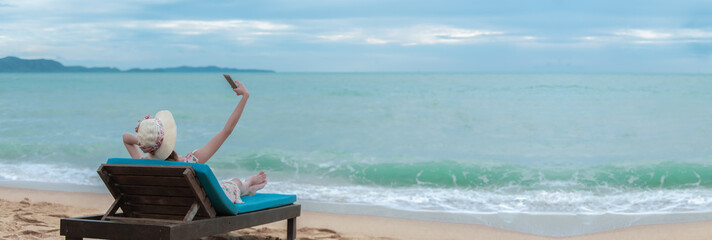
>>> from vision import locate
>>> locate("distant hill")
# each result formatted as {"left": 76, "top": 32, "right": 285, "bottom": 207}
{"left": 0, "top": 56, "right": 121, "bottom": 72}
{"left": 0, "top": 56, "right": 274, "bottom": 73}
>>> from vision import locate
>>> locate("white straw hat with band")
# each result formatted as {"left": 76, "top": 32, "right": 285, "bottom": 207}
{"left": 135, "top": 110, "right": 177, "bottom": 160}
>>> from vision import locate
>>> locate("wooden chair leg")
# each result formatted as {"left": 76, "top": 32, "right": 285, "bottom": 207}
{"left": 287, "top": 218, "right": 296, "bottom": 240}
{"left": 101, "top": 195, "right": 123, "bottom": 221}
{"left": 183, "top": 202, "right": 200, "bottom": 222}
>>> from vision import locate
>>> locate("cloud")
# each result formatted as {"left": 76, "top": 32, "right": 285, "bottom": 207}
{"left": 615, "top": 29, "right": 673, "bottom": 39}
{"left": 365, "top": 38, "right": 391, "bottom": 44}
{"left": 317, "top": 34, "right": 355, "bottom": 41}
{"left": 403, "top": 25, "right": 504, "bottom": 45}
{"left": 581, "top": 28, "right": 712, "bottom": 44}
{"left": 0, "top": 18, "right": 294, "bottom": 57}
{"left": 127, "top": 19, "right": 291, "bottom": 36}
{"left": 315, "top": 25, "right": 510, "bottom": 46}
{"left": 0, "top": 0, "right": 136, "bottom": 17}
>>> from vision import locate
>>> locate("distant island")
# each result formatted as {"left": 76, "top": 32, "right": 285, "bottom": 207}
{"left": 0, "top": 56, "right": 275, "bottom": 73}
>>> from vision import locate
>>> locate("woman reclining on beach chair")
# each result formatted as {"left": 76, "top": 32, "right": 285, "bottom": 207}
{"left": 121, "top": 77, "right": 263, "bottom": 204}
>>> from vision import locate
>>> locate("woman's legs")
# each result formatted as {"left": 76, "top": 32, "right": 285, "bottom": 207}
{"left": 228, "top": 178, "right": 248, "bottom": 196}
{"left": 229, "top": 171, "right": 267, "bottom": 197}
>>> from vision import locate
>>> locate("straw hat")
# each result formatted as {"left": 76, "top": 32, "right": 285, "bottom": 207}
{"left": 135, "top": 110, "right": 177, "bottom": 160}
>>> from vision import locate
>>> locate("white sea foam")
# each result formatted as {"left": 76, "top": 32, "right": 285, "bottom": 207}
{"left": 3, "top": 162, "right": 710, "bottom": 216}
{"left": 0, "top": 163, "right": 101, "bottom": 186}
{"left": 264, "top": 181, "right": 712, "bottom": 215}
{"left": 2, "top": 161, "right": 711, "bottom": 216}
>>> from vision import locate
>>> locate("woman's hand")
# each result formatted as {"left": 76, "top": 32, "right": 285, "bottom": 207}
{"left": 232, "top": 80, "right": 249, "bottom": 98}
{"left": 124, "top": 132, "right": 153, "bottom": 153}
{"left": 139, "top": 144, "right": 153, "bottom": 153}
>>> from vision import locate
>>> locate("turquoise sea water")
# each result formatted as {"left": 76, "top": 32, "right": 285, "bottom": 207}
{"left": 2, "top": 73, "right": 712, "bottom": 235}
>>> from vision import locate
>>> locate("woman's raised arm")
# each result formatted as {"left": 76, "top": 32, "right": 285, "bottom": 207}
{"left": 123, "top": 132, "right": 143, "bottom": 159}
{"left": 192, "top": 80, "right": 250, "bottom": 163}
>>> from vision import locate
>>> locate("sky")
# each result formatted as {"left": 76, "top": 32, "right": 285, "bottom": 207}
{"left": 1, "top": 0, "right": 712, "bottom": 72}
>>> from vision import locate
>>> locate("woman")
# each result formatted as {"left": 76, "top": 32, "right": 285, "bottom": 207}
{"left": 122, "top": 78, "right": 264, "bottom": 204}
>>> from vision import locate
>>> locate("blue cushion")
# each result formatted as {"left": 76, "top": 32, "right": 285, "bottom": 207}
{"left": 106, "top": 158, "right": 296, "bottom": 215}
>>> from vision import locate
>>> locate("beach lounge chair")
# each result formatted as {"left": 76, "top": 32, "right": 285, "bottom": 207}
{"left": 60, "top": 158, "right": 300, "bottom": 240}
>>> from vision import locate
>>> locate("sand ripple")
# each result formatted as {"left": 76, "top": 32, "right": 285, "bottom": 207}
{"left": 0, "top": 198, "right": 95, "bottom": 240}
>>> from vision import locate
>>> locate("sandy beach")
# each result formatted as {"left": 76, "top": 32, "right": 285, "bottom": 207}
{"left": 1, "top": 186, "right": 711, "bottom": 240}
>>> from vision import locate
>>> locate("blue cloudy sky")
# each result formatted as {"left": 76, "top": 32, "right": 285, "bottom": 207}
{"left": 1, "top": 0, "right": 711, "bottom": 72}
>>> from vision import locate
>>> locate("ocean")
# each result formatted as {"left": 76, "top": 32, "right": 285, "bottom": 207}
{"left": 2, "top": 72, "right": 712, "bottom": 236}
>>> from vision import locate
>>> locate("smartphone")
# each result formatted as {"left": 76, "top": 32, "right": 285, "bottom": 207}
{"left": 223, "top": 74, "right": 238, "bottom": 89}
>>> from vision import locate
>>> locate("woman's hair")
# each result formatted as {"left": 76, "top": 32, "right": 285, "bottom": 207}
{"left": 165, "top": 151, "right": 179, "bottom": 161}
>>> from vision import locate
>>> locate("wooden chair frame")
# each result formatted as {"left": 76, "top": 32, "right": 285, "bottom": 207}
{"left": 60, "top": 164, "right": 300, "bottom": 240}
